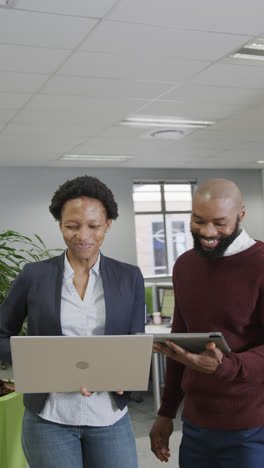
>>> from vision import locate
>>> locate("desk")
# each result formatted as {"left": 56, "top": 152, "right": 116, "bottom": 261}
{"left": 145, "top": 324, "right": 171, "bottom": 412}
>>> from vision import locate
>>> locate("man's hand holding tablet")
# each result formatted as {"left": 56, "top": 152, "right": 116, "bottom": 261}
{"left": 153, "top": 339, "right": 224, "bottom": 375}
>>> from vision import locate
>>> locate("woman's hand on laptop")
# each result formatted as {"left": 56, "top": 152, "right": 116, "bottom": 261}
{"left": 81, "top": 386, "right": 94, "bottom": 397}
{"left": 81, "top": 385, "right": 124, "bottom": 396}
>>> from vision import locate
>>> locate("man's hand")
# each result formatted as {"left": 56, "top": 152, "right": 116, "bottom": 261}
{"left": 153, "top": 341, "right": 223, "bottom": 374}
{"left": 81, "top": 386, "right": 124, "bottom": 397}
{"left": 149, "top": 416, "right": 173, "bottom": 462}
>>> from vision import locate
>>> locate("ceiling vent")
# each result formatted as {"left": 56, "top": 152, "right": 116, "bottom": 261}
{"left": 141, "top": 128, "right": 193, "bottom": 140}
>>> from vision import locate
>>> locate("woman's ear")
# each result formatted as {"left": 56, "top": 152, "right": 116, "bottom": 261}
{"left": 106, "top": 219, "right": 113, "bottom": 232}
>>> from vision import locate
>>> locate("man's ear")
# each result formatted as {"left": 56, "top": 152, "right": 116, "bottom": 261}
{"left": 239, "top": 205, "right": 246, "bottom": 222}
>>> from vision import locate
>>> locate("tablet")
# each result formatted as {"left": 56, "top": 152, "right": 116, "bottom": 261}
{"left": 10, "top": 335, "right": 153, "bottom": 393}
{"left": 145, "top": 332, "right": 231, "bottom": 354}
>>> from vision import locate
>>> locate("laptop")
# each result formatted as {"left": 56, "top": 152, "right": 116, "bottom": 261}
{"left": 10, "top": 335, "right": 153, "bottom": 393}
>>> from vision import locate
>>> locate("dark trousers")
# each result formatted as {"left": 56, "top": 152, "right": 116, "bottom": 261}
{"left": 179, "top": 416, "right": 264, "bottom": 468}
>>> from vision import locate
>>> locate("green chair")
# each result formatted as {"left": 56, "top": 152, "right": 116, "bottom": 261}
{"left": 0, "top": 392, "right": 27, "bottom": 468}
{"left": 145, "top": 285, "right": 154, "bottom": 317}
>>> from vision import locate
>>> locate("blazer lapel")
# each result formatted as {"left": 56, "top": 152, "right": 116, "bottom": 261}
{"left": 100, "top": 254, "right": 122, "bottom": 335}
{"left": 52, "top": 252, "right": 65, "bottom": 335}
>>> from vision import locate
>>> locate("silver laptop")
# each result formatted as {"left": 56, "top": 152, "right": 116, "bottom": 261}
{"left": 10, "top": 335, "right": 153, "bottom": 393}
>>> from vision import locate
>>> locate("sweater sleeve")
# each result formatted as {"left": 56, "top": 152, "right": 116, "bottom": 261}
{"left": 215, "top": 285, "right": 264, "bottom": 384}
{"left": 158, "top": 268, "right": 186, "bottom": 419}
{"left": 215, "top": 346, "right": 264, "bottom": 384}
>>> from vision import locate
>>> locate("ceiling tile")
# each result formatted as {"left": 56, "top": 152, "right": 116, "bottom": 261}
{"left": 22, "top": 94, "right": 146, "bottom": 112}
{"left": 0, "top": 9, "right": 97, "bottom": 49}
{"left": 97, "top": 125, "right": 147, "bottom": 140}
{"left": 14, "top": 0, "right": 119, "bottom": 18}
{"left": 0, "top": 71, "right": 49, "bottom": 93}
{"left": 135, "top": 99, "right": 240, "bottom": 121}
{"left": 0, "top": 44, "right": 70, "bottom": 74}
{"left": 0, "top": 123, "right": 89, "bottom": 146}
{"left": 70, "top": 137, "right": 136, "bottom": 155}
{"left": 0, "top": 150, "right": 62, "bottom": 166}
{"left": 108, "top": 0, "right": 264, "bottom": 35}
{"left": 162, "top": 83, "right": 262, "bottom": 107}
{"left": 194, "top": 63, "right": 264, "bottom": 89}
{"left": 59, "top": 50, "right": 209, "bottom": 83}
{"left": 13, "top": 98, "right": 146, "bottom": 129}
{"left": 12, "top": 107, "right": 114, "bottom": 130}
{"left": 0, "top": 109, "right": 17, "bottom": 122}
{"left": 81, "top": 20, "right": 250, "bottom": 61}
{"left": 0, "top": 92, "right": 30, "bottom": 109}
{"left": 16, "top": 95, "right": 147, "bottom": 128}
{"left": 0, "top": 137, "right": 70, "bottom": 154}
{"left": 40, "top": 75, "right": 174, "bottom": 99}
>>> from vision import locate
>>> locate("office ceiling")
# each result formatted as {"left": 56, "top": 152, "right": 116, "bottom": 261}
{"left": 1, "top": 0, "right": 264, "bottom": 169}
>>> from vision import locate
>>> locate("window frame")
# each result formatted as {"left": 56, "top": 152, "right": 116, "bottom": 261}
{"left": 133, "top": 180, "right": 196, "bottom": 276}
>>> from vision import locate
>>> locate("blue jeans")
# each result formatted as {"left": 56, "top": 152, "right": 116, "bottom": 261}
{"left": 179, "top": 416, "right": 264, "bottom": 468}
{"left": 22, "top": 409, "right": 138, "bottom": 468}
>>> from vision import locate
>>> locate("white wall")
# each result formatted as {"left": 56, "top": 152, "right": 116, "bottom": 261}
{"left": 0, "top": 167, "right": 263, "bottom": 265}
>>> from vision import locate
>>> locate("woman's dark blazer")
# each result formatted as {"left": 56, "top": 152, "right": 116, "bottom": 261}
{"left": 0, "top": 252, "right": 145, "bottom": 413}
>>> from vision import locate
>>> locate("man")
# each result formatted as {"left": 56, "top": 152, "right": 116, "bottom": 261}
{"left": 150, "top": 178, "right": 264, "bottom": 468}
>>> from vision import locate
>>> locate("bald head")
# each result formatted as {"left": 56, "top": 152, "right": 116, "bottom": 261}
{"left": 191, "top": 178, "right": 246, "bottom": 258}
{"left": 194, "top": 178, "right": 243, "bottom": 210}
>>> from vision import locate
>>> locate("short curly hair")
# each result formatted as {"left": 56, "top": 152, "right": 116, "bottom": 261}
{"left": 49, "top": 175, "right": 119, "bottom": 221}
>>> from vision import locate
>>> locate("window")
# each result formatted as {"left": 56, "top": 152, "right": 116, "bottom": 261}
{"left": 133, "top": 182, "right": 194, "bottom": 276}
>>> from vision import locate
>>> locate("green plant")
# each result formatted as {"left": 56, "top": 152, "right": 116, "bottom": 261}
{"left": 0, "top": 230, "right": 62, "bottom": 305}
{"left": 0, "top": 230, "right": 62, "bottom": 394}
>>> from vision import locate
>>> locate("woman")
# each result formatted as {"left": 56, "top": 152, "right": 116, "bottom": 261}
{"left": 0, "top": 175, "right": 145, "bottom": 468}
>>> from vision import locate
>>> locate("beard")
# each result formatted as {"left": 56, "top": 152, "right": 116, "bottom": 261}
{"left": 192, "top": 216, "right": 240, "bottom": 260}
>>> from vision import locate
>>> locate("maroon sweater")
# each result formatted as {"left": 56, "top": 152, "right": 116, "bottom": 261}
{"left": 158, "top": 241, "right": 264, "bottom": 430}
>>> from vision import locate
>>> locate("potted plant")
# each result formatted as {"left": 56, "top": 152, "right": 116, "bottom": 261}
{"left": 0, "top": 230, "right": 62, "bottom": 468}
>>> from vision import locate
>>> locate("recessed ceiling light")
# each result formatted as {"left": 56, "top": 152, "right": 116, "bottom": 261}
{"left": 120, "top": 115, "right": 215, "bottom": 129}
{"left": 232, "top": 53, "right": 264, "bottom": 61}
{"left": 246, "top": 42, "right": 264, "bottom": 51}
{"left": 257, "top": 160, "right": 264, "bottom": 164}
{"left": 231, "top": 39, "right": 264, "bottom": 61}
{"left": 59, "top": 155, "right": 133, "bottom": 162}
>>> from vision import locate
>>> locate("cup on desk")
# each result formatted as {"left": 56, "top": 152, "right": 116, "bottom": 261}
{"left": 153, "top": 312, "right": 161, "bottom": 325}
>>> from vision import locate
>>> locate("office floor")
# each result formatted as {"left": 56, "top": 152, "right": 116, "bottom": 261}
{"left": 128, "top": 389, "right": 183, "bottom": 468}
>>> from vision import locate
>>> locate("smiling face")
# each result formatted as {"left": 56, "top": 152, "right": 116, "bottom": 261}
{"left": 191, "top": 195, "right": 245, "bottom": 259}
{"left": 59, "top": 196, "right": 112, "bottom": 266}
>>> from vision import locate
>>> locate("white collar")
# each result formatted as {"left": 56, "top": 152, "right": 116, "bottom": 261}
{"left": 63, "top": 251, "right": 100, "bottom": 279}
{"left": 224, "top": 228, "right": 255, "bottom": 256}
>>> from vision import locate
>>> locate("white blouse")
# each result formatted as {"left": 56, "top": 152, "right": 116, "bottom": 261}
{"left": 38, "top": 252, "right": 127, "bottom": 426}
